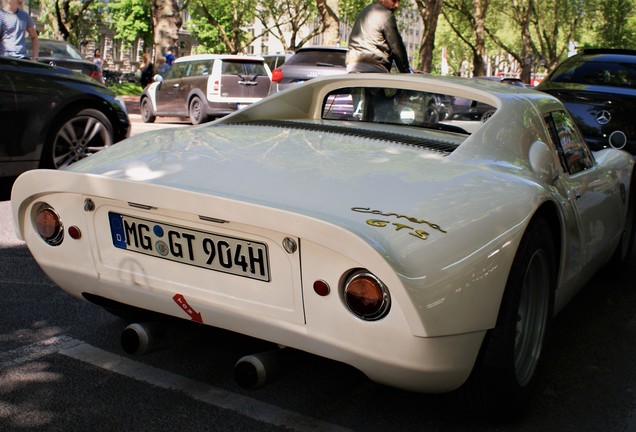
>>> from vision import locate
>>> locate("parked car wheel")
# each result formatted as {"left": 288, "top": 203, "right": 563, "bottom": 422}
{"left": 41, "top": 108, "right": 114, "bottom": 169}
{"left": 141, "top": 97, "right": 156, "bottom": 123}
{"left": 456, "top": 217, "right": 555, "bottom": 418}
{"left": 189, "top": 96, "right": 208, "bottom": 125}
{"left": 609, "top": 175, "right": 636, "bottom": 266}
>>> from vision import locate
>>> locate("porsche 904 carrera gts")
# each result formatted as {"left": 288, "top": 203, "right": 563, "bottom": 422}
{"left": 11, "top": 73, "right": 635, "bottom": 418}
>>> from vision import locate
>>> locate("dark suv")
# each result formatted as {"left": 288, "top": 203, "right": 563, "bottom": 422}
{"left": 269, "top": 46, "right": 347, "bottom": 95}
{"left": 140, "top": 54, "right": 271, "bottom": 124}
{"left": 537, "top": 49, "right": 636, "bottom": 155}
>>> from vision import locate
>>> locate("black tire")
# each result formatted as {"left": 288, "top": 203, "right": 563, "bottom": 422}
{"left": 608, "top": 179, "right": 636, "bottom": 266}
{"left": 454, "top": 217, "right": 556, "bottom": 419}
{"left": 41, "top": 108, "right": 114, "bottom": 169}
{"left": 189, "top": 96, "right": 208, "bottom": 125}
{"left": 140, "top": 97, "right": 156, "bottom": 123}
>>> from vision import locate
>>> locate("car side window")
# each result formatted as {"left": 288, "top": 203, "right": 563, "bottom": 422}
{"left": 188, "top": 60, "right": 213, "bottom": 77}
{"left": 545, "top": 110, "right": 594, "bottom": 175}
{"left": 165, "top": 63, "right": 187, "bottom": 80}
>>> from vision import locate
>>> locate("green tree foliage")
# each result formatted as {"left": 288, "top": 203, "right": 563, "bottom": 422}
{"left": 257, "top": 0, "right": 322, "bottom": 51}
{"left": 36, "top": 0, "right": 105, "bottom": 46}
{"left": 29, "top": 0, "right": 636, "bottom": 75}
{"left": 106, "top": 0, "right": 153, "bottom": 48}
{"left": 187, "top": 0, "right": 259, "bottom": 53}
{"left": 592, "top": 0, "right": 636, "bottom": 49}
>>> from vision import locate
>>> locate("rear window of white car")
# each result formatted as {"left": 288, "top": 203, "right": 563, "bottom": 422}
{"left": 322, "top": 86, "right": 494, "bottom": 134}
{"left": 221, "top": 60, "right": 269, "bottom": 77}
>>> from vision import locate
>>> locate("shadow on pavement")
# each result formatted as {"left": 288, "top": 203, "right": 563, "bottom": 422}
{"left": 120, "top": 95, "right": 140, "bottom": 115}
{"left": 0, "top": 176, "right": 17, "bottom": 202}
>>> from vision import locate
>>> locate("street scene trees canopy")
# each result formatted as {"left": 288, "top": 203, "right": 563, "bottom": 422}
{"left": 27, "top": 0, "right": 636, "bottom": 80}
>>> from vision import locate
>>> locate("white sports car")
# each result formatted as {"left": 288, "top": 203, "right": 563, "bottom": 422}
{"left": 12, "top": 73, "right": 635, "bottom": 418}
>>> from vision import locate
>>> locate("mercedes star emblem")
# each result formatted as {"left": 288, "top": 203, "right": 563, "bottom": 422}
{"left": 596, "top": 110, "right": 611, "bottom": 125}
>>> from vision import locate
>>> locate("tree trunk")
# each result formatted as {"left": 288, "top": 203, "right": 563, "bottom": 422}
{"left": 414, "top": 0, "right": 443, "bottom": 73}
{"left": 472, "top": 0, "right": 489, "bottom": 76}
{"left": 513, "top": 0, "right": 534, "bottom": 83}
{"left": 316, "top": 0, "right": 340, "bottom": 45}
{"left": 152, "top": 0, "right": 182, "bottom": 59}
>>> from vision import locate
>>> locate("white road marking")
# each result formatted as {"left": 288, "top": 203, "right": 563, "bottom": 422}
{"left": 0, "top": 336, "right": 352, "bottom": 432}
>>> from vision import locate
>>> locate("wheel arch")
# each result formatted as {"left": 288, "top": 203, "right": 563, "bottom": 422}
{"left": 187, "top": 89, "right": 210, "bottom": 111}
{"left": 41, "top": 98, "right": 117, "bottom": 146}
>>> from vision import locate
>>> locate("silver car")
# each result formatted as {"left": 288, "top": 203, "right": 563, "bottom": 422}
{"left": 269, "top": 46, "right": 347, "bottom": 94}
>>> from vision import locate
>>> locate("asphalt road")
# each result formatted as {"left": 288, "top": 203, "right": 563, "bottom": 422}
{"left": 2, "top": 123, "right": 636, "bottom": 430}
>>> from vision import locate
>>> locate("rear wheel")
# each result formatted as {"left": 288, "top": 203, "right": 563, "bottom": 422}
{"left": 41, "top": 108, "right": 114, "bottom": 169}
{"left": 140, "top": 97, "right": 156, "bottom": 123}
{"left": 455, "top": 218, "right": 555, "bottom": 419}
{"left": 189, "top": 96, "right": 208, "bottom": 125}
{"left": 609, "top": 179, "right": 636, "bottom": 266}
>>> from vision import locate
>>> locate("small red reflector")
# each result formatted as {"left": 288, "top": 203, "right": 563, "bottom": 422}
{"left": 271, "top": 68, "right": 283, "bottom": 83}
{"left": 313, "top": 280, "right": 330, "bottom": 296}
{"left": 68, "top": 226, "right": 82, "bottom": 240}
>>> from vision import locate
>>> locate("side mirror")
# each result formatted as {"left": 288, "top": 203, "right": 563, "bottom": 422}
{"left": 153, "top": 74, "right": 163, "bottom": 83}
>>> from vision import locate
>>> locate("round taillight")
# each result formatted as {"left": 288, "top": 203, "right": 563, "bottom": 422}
{"left": 34, "top": 207, "right": 64, "bottom": 246}
{"left": 343, "top": 271, "right": 390, "bottom": 320}
{"left": 271, "top": 68, "right": 283, "bottom": 83}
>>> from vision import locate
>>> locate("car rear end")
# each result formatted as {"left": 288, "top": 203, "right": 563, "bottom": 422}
{"left": 206, "top": 57, "right": 271, "bottom": 116}
{"left": 538, "top": 50, "right": 636, "bottom": 155}
{"left": 269, "top": 46, "right": 347, "bottom": 94}
{"left": 12, "top": 167, "right": 484, "bottom": 393}
{"left": 29, "top": 38, "right": 104, "bottom": 84}
{"left": 544, "top": 86, "right": 636, "bottom": 154}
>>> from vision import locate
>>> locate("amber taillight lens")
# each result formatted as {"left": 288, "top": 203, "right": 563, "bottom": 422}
{"left": 344, "top": 271, "right": 391, "bottom": 320}
{"left": 34, "top": 206, "right": 64, "bottom": 246}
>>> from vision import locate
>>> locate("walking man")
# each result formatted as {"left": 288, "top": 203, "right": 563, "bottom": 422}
{"left": 346, "top": 0, "right": 411, "bottom": 73}
{"left": 0, "top": 0, "right": 38, "bottom": 59}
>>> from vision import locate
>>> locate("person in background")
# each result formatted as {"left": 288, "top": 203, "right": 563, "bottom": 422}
{"left": 93, "top": 48, "right": 103, "bottom": 71}
{"left": 346, "top": 0, "right": 411, "bottom": 73}
{"left": 156, "top": 55, "right": 169, "bottom": 77}
{"left": 0, "top": 0, "right": 39, "bottom": 60}
{"left": 164, "top": 48, "right": 175, "bottom": 66}
{"left": 139, "top": 52, "right": 154, "bottom": 88}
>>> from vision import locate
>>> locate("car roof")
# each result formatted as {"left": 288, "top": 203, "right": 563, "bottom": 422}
{"left": 38, "top": 38, "right": 70, "bottom": 45}
{"left": 296, "top": 45, "right": 348, "bottom": 52}
{"left": 175, "top": 54, "right": 265, "bottom": 63}
{"left": 571, "top": 49, "right": 636, "bottom": 62}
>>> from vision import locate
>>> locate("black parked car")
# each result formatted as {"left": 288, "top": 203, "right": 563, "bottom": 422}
{"left": 0, "top": 57, "right": 130, "bottom": 177}
{"left": 28, "top": 38, "right": 104, "bottom": 84}
{"left": 537, "top": 49, "right": 636, "bottom": 155}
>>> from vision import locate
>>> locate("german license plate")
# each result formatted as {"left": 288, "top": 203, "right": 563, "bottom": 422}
{"left": 108, "top": 212, "right": 270, "bottom": 282}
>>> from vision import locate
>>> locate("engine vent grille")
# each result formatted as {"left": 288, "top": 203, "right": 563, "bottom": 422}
{"left": 228, "top": 120, "right": 459, "bottom": 155}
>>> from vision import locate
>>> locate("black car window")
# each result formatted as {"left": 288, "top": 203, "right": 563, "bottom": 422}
{"left": 221, "top": 60, "right": 268, "bottom": 76}
{"left": 285, "top": 50, "right": 346, "bottom": 67}
{"left": 551, "top": 59, "right": 636, "bottom": 88}
{"left": 545, "top": 110, "right": 594, "bottom": 175}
